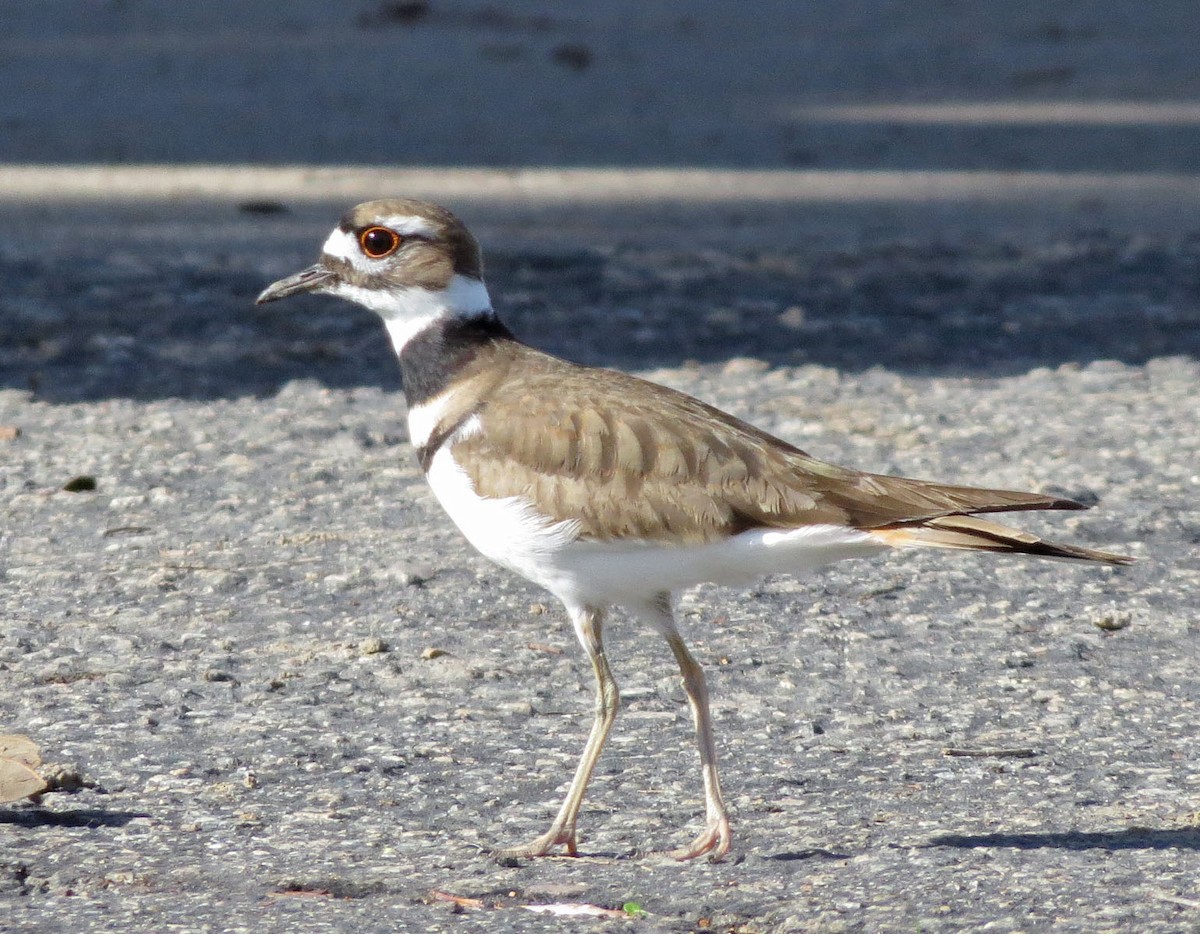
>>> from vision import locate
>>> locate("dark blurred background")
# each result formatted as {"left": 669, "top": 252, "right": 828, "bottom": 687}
{"left": 4, "top": 1, "right": 1200, "bottom": 169}
{"left": 1, "top": 1, "right": 1198, "bottom": 400}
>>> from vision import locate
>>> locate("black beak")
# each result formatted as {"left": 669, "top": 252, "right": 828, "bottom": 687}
{"left": 255, "top": 263, "right": 338, "bottom": 304}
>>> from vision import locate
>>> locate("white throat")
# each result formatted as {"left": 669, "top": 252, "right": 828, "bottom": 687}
{"left": 329, "top": 273, "right": 493, "bottom": 355}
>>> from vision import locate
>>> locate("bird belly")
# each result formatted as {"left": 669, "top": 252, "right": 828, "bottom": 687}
{"left": 424, "top": 447, "right": 887, "bottom": 608}
{"left": 547, "top": 526, "right": 889, "bottom": 607}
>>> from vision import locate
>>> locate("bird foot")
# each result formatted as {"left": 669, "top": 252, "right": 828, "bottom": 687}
{"left": 494, "top": 824, "right": 579, "bottom": 861}
{"left": 669, "top": 813, "right": 733, "bottom": 862}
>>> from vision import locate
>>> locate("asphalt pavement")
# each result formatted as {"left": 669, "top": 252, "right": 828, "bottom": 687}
{"left": 1, "top": 3, "right": 1198, "bottom": 931}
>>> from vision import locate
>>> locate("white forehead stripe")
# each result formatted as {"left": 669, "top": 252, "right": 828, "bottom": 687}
{"left": 321, "top": 227, "right": 373, "bottom": 273}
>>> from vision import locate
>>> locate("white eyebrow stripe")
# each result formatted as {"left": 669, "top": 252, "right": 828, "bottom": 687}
{"left": 319, "top": 215, "right": 443, "bottom": 273}
{"left": 377, "top": 215, "right": 439, "bottom": 238}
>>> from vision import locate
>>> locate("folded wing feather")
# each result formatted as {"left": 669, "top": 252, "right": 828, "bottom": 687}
{"left": 453, "top": 347, "right": 1130, "bottom": 563}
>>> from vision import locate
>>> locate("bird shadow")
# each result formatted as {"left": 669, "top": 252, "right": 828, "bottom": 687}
{"left": 763, "top": 847, "right": 852, "bottom": 861}
{"left": 0, "top": 806, "right": 150, "bottom": 829}
{"left": 924, "top": 827, "right": 1200, "bottom": 851}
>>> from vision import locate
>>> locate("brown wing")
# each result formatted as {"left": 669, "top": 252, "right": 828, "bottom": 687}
{"left": 455, "top": 347, "right": 1090, "bottom": 545}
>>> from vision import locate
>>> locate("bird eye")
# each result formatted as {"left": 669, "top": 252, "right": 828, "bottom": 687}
{"left": 359, "top": 226, "right": 401, "bottom": 259}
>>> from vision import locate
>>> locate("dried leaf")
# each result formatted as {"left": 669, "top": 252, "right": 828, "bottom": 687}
{"left": 429, "top": 890, "right": 485, "bottom": 909}
{"left": 0, "top": 758, "right": 49, "bottom": 803}
{"left": 0, "top": 735, "right": 42, "bottom": 768}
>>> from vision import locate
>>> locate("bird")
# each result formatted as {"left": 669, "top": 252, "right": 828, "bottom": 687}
{"left": 256, "top": 199, "right": 1131, "bottom": 862}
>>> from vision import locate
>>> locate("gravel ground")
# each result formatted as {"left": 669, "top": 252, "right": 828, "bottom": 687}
{"left": 2, "top": 209, "right": 1198, "bottom": 931}
{"left": 3, "top": 1, "right": 1200, "bottom": 931}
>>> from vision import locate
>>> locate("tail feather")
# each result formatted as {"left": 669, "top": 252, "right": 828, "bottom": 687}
{"left": 870, "top": 514, "right": 1132, "bottom": 565}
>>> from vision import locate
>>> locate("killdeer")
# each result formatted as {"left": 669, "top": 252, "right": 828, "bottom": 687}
{"left": 257, "top": 199, "right": 1131, "bottom": 862}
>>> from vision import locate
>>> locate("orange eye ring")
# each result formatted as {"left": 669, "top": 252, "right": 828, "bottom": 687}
{"left": 359, "top": 226, "right": 401, "bottom": 259}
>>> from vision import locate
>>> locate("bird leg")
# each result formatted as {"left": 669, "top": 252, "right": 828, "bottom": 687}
{"left": 495, "top": 605, "right": 618, "bottom": 860}
{"left": 636, "top": 594, "right": 732, "bottom": 861}
{"left": 663, "top": 629, "right": 733, "bottom": 861}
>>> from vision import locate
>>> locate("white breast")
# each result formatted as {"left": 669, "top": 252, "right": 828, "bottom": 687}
{"left": 423, "top": 421, "right": 583, "bottom": 592}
